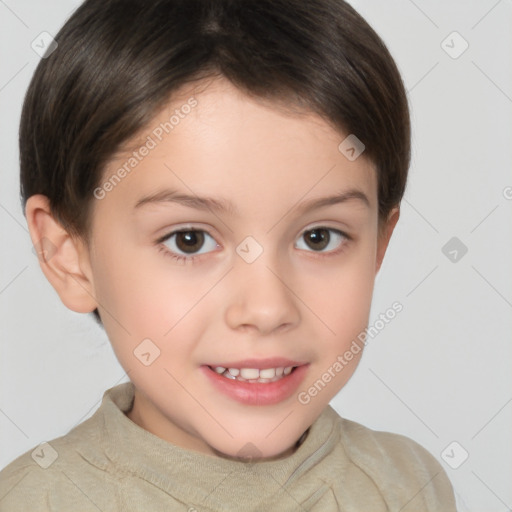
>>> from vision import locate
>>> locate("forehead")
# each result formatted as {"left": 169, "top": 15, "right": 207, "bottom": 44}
{"left": 96, "top": 77, "right": 377, "bottom": 220}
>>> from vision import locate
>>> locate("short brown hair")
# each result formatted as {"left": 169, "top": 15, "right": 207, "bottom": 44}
{"left": 20, "top": 0, "right": 410, "bottom": 322}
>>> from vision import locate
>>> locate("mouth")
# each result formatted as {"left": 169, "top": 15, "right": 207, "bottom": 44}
{"left": 202, "top": 361, "right": 310, "bottom": 406}
{"left": 207, "top": 365, "right": 299, "bottom": 384}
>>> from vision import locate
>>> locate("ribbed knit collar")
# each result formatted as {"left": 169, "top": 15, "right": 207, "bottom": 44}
{"left": 81, "top": 382, "right": 346, "bottom": 510}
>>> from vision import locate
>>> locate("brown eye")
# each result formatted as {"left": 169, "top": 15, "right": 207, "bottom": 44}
{"left": 296, "top": 227, "right": 346, "bottom": 253}
{"left": 303, "top": 228, "right": 330, "bottom": 251}
{"left": 175, "top": 231, "right": 205, "bottom": 254}
{"left": 161, "top": 229, "right": 218, "bottom": 257}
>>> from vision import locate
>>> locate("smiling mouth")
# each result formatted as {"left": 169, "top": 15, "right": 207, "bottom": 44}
{"left": 207, "top": 365, "right": 299, "bottom": 384}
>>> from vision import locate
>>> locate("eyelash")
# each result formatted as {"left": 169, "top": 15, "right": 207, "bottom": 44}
{"left": 155, "top": 226, "right": 351, "bottom": 265}
{"left": 156, "top": 234, "right": 215, "bottom": 265}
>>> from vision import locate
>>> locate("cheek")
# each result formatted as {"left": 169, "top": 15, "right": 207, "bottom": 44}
{"left": 296, "top": 244, "right": 376, "bottom": 403}
{"left": 90, "top": 242, "right": 215, "bottom": 363}
{"left": 88, "top": 240, "right": 171, "bottom": 348}
{"left": 301, "top": 239, "right": 377, "bottom": 343}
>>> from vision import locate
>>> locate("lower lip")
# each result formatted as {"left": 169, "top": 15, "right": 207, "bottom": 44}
{"left": 201, "top": 364, "right": 309, "bottom": 406}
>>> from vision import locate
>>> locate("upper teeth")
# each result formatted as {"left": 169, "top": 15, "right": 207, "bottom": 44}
{"left": 212, "top": 366, "right": 294, "bottom": 379}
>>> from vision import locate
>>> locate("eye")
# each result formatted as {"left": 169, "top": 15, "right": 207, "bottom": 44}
{"left": 295, "top": 227, "right": 348, "bottom": 253}
{"left": 160, "top": 229, "right": 219, "bottom": 258}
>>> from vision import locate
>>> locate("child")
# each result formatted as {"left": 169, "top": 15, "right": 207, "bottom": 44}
{"left": 0, "top": 0, "right": 457, "bottom": 510}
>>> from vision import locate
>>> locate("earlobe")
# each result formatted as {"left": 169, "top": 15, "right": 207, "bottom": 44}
{"left": 375, "top": 207, "right": 400, "bottom": 275}
{"left": 25, "top": 194, "right": 98, "bottom": 313}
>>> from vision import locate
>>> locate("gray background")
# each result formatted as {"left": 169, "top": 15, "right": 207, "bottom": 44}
{"left": 1, "top": 1, "right": 511, "bottom": 510}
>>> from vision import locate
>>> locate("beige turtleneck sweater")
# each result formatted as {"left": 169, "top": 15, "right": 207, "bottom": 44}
{"left": 0, "top": 382, "right": 456, "bottom": 511}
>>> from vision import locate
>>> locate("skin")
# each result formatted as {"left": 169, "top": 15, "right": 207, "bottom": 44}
{"left": 26, "top": 77, "right": 399, "bottom": 461}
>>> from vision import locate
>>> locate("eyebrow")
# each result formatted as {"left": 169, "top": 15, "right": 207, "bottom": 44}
{"left": 134, "top": 187, "right": 370, "bottom": 215}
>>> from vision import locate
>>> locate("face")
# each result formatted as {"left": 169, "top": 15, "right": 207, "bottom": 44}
{"left": 82, "top": 77, "right": 395, "bottom": 460}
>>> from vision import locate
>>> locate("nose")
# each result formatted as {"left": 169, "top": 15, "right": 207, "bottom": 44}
{"left": 224, "top": 253, "right": 301, "bottom": 336}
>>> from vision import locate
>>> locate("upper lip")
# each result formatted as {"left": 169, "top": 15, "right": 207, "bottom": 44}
{"left": 206, "top": 358, "right": 308, "bottom": 369}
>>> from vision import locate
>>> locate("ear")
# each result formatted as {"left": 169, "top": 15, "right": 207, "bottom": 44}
{"left": 375, "top": 206, "right": 400, "bottom": 275}
{"left": 25, "top": 194, "right": 97, "bottom": 313}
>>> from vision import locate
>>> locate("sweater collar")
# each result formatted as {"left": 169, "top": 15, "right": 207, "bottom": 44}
{"left": 86, "top": 382, "right": 345, "bottom": 509}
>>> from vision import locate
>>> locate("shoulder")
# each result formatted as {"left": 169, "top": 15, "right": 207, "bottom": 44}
{"left": 327, "top": 409, "right": 457, "bottom": 511}
{"left": 339, "top": 415, "right": 441, "bottom": 472}
{"left": 0, "top": 417, "right": 114, "bottom": 511}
